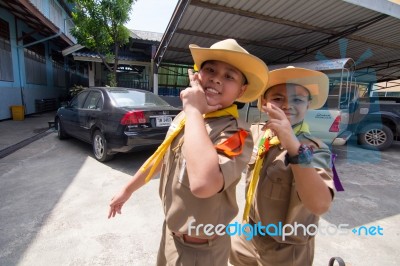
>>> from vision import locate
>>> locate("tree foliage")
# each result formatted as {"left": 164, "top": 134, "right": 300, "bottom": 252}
{"left": 69, "top": 0, "right": 136, "bottom": 86}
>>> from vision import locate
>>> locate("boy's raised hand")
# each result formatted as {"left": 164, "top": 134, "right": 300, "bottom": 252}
{"left": 180, "top": 69, "right": 221, "bottom": 115}
{"left": 262, "top": 103, "right": 300, "bottom": 154}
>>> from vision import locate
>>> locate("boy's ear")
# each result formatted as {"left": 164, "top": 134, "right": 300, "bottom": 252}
{"left": 261, "top": 97, "right": 267, "bottom": 107}
{"left": 237, "top": 84, "right": 248, "bottom": 99}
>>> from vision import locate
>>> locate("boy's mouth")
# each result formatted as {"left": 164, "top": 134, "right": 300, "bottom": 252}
{"left": 205, "top": 88, "right": 221, "bottom": 95}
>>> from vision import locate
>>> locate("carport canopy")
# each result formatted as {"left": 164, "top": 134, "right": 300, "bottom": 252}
{"left": 156, "top": 0, "right": 400, "bottom": 86}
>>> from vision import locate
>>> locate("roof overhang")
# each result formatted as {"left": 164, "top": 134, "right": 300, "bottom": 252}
{"left": 0, "top": 0, "right": 74, "bottom": 47}
{"left": 72, "top": 55, "right": 150, "bottom": 67}
{"left": 156, "top": 0, "right": 400, "bottom": 83}
{"left": 62, "top": 44, "right": 85, "bottom": 56}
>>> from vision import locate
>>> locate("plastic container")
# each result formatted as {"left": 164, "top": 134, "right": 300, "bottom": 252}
{"left": 10, "top": 105, "right": 25, "bottom": 121}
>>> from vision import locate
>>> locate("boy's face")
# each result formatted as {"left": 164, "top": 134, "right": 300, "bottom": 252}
{"left": 198, "top": 60, "right": 247, "bottom": 108}
{"left": 262, "top": 84, "right": 311, "bottom": 125}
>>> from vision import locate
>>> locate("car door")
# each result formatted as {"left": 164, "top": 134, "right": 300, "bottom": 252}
{"left": 78, "top": 90, "right": 104, "bottom": 142}
{"left": 62, "top": 91, "right": 90, "bottom": 137}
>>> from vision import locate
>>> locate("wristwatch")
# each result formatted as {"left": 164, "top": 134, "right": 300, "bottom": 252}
{"left": 286, "top": 144, "right": 314, "bottom": 165}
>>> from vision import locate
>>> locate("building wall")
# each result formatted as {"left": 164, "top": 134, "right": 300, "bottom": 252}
{"left": 0, "top": 6, "right": 84, "bottom": 120}
{"left": 0, "top": 8, "right": 24, "bottom": 120}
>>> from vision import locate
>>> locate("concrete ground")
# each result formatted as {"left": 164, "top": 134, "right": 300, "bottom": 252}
{"left": 0, "top": 114, "right": 399, "bottom": 265}
{"left": 0, "top": 112, "right": 55, "bottom": 156}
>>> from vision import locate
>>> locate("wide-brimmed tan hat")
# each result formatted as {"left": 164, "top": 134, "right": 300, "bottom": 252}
{"left": 189, "top": 39, "right": 269, "bottom": 103}
{"left": 257, "top": 66, "right": 329, "bottom": 110}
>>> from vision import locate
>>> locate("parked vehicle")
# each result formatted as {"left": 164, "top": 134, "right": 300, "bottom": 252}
{"left": 350, "top": 93, "right": 400, "bottom": 150}
{"left": 55, "top": 87, "right": 180, "bottom": 161}
{"left": 241, "top": 58, "right": 400, "bottom": 150}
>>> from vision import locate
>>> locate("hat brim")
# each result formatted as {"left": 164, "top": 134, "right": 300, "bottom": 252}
{"left": 189, "top": 44, "right": 269, "bottom": 103}
{"left": 257, "top": 67, "right": 329, "bottom": 110}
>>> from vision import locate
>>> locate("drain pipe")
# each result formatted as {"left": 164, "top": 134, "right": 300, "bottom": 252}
{"left": 15, "top": 16, "right": 25, "bottom": 112}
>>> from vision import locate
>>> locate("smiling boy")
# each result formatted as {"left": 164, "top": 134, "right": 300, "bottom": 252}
{"left": 108, "top": 39, "right": 269, "bottom": 265}
{"left": 230, "top": 66, "right": 335, "bottom": 266}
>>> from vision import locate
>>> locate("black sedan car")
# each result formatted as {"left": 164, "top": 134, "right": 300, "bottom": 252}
{"left": 55, "top": 87, "right": 180, "bottom": 162}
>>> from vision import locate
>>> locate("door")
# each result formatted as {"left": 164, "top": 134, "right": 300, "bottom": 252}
{"left": 62, "top": 91, "right": 90, "bottom": 137}
{"left": 78, "top": 90, "right": 104, "bottom": 142}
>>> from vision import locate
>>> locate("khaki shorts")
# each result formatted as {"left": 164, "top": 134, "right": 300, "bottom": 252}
{"left": 157, "top": 221, "right": 231, "bottom": 266}
{"left": 229, "top": 231, "right": 314, "bottom": 266}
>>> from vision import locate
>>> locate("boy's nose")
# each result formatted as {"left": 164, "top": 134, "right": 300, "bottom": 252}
{"left": 281, "top": 100, "right": 292, "bottom": 109}
{"left": 210, "top": 75, "right": 222, "bottom": 85}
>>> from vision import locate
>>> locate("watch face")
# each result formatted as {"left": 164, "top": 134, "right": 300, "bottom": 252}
{"left": 298, "top": 145, "right": 313, "bottom": 164}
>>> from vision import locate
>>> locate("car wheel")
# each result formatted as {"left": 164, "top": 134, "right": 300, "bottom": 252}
{"left": 358, "top": 123, "right": 394, "bottom": 150}
{"left": 57, "top": 118, "right": 68, "bottom": 140}
{"left": 92, "top": 130, "right": 114, "bottom": 162}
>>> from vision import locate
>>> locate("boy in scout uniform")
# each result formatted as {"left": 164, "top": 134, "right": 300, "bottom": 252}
{"left": 230, "top": 67, "right": 335, "bottom": 266}
{"left": 108, "top": 39, "right": 269, "bottom": 265}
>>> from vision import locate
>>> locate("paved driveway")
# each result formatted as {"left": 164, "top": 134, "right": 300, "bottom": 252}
{"left": 0, "top": 132, "right": 399, "bottom": 265}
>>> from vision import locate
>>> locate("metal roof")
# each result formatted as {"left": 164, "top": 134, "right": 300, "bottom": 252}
{"left": 156, "top": 0, "right": 400, "bottom": 83}
{"left": 130, "top": 30, "right": 163, "bottom": 42}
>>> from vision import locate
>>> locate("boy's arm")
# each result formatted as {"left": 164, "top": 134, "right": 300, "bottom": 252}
{"left": 183, "top": 109, "right": 224, "bottom": 198}
{"left": 289, "top": 157, "right": 333, "bottom": 216}
{"left": 180, "top": 69, "right": 224, "bottom": 198}
{"left": 108, "top": 161, "right": 161, "bottom": 218}
{"left": 263, "top": 104, "right": 332, "bottom": 216}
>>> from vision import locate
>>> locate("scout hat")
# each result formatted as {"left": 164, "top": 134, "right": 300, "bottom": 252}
{"left": 257, "top": 66, "right": 329, "bottom": 110}
{"left": 189, "top": 39, "right": 269, "bottom": 103}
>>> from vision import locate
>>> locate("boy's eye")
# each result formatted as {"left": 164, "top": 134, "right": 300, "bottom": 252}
{"left": 203, "top": 67, "right": 214, "bottom": 73}
{"left": 293, "top": 98, "right": 307, "bottom": 104}
{"left": 271, "top": 97, "right": 283, "bottom": 102}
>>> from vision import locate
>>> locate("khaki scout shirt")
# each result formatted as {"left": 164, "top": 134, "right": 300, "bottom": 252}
{"left": 159, "top": 112, "right": 253, "bottom": 238}
{"left": 247, "top": 124, "right": 334, "bottom": 245}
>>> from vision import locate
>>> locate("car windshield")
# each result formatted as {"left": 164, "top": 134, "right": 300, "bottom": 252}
{"left": 109, "top": 90, "right": 171, "bottom": 107}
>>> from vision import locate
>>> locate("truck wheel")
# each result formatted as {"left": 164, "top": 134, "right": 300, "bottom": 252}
{"left": 92, "top": 130, "right": 114, "bottom": 162}
{"left": 358, "top": 123, "right": 394, "bottom": 150}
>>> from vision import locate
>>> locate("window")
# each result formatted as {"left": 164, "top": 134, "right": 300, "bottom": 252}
{"left": 83, "top": 91, "right": 103, "bottom": 110}
{"left": 23, "top": 34, "right": 46, "bottom": 84}
{"left": 70, "top": 91, "right": 89, "bottom": 108}
{"left": 109, "top": 90, "right": 170, "bottom": 107}
{"left": 0, "top": 18, "right": 13, "bottom": 81}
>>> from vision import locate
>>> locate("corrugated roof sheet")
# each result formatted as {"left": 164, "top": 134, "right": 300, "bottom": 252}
{"left": 130, "top": 30, "right": 163, "bottom": 42}
{"left": 157, "top": 0, "right": 400, "bottom": 82}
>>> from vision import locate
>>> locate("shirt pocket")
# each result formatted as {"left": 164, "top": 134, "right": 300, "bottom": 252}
{"left": 261, "top": 159, "right": 292, "bottom": 201}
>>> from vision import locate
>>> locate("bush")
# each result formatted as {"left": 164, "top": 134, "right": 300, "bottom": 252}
{"left": 69, "top": 84, "right": 86, "bottom": 98}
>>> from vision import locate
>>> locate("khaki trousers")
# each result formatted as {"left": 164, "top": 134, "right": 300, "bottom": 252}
{"left": 157, "top": 222, "right": 231, "bottom": 266}
{"left": 229, "top": 231, "right": 314, "bottom": 266}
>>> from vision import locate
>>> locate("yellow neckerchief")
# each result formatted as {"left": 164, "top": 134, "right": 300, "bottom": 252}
{"left": 141, "top": 104, "right": 239, "bottom": 183}
{"left": 242, "top": 121, "right": 310, "bottom": 222}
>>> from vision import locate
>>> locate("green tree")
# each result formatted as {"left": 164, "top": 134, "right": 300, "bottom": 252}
{"left": 69, "top": 0, "right": 136, "bottom": 86}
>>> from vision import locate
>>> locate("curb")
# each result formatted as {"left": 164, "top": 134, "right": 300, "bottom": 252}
{"left": 0, "top": 129, "right": 54, "bottom": 159}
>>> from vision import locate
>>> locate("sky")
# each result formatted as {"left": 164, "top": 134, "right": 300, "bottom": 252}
{"left": 125, "top": 0, "right": 179, "bottom": 33}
